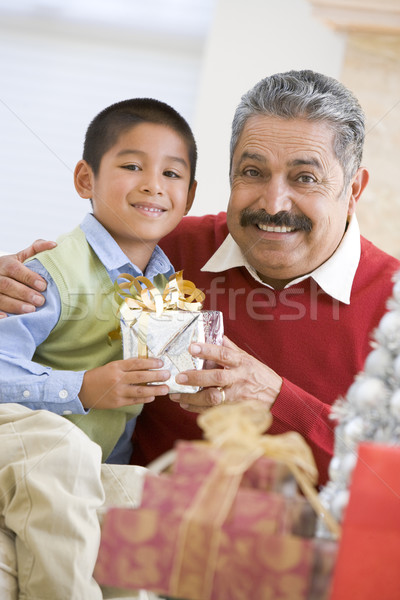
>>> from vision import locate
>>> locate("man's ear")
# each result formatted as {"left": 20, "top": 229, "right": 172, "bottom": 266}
{"left": 184, "top": 180, "right": 197, "bottom": 215}
{"left": 74, "top": 160, "right": 94, "bottom": 199}
{"left": 347, "top": 167, "right": 369, "bottom": 217}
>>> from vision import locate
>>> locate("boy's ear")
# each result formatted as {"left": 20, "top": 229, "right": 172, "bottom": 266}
{"left": 184, "top": 180, "right": 197, "bottom": 215}
{"left": 74, "top": 160, "right": 94, "bottom": 199}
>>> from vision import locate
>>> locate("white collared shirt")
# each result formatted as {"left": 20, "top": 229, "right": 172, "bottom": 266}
{"left": 201, "top": 215, "right": 361, "bottom": 305}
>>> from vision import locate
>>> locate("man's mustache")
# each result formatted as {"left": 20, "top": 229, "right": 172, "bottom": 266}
{"left": 240, "top": 208, "right": 312, "bottom": 232}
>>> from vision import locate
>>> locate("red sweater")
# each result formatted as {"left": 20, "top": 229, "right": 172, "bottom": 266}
{"left": 131, "top": 212, "right": 400, "bottom": 486}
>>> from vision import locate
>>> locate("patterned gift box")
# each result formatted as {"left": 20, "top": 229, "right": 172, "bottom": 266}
{"left": 95, "top": 403, "right": 338, "bottom": 599}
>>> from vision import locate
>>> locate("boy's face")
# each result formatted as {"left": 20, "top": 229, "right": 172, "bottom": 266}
{"left": 74, "top": 122, "right": 195, "bottom": 262}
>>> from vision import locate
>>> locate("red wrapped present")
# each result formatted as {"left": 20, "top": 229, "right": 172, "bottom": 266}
{"left": 330, "top": 442, "right": 400, "bottom": 600}
{"left": 95, "top": 402, "right": 338, "bottom": 599}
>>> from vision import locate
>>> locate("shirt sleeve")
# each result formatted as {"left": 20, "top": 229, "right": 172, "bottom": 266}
{"left": 0, "top": 260, "right": 86, "bottom": 415}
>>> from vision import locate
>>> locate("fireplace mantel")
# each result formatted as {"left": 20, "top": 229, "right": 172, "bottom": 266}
{"left": 308, "top": 0, "right": 400, "bottom": 33}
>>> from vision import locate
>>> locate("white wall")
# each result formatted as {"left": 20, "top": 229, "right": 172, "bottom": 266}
{"left": 192, "top": 0, "right": 346, "bottom": 216}
{"left": 0, "top": 0, "right": 345, "bottom": 252}
{"left": 0, "top": 0, "right": 212, "bottom": 252}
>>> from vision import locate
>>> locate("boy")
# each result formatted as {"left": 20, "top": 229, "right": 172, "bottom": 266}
{"left": 0, "top": 98, "right": 197, "bottom": 599}
{"left": 0, "top": 97, "right": 197, "bottom": 463}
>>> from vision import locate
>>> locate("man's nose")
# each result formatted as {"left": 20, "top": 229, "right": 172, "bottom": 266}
{"left": 260, "top": 177, "right": 293, "bottom": 214}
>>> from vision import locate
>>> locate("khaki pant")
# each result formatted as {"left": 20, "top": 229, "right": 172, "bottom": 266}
{"left": 0, "top": 404, "right": 155, "bottom": 600}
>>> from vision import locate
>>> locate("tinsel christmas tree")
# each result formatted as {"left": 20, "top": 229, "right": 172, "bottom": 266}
{"left": 319, "top": 271, "right": 400, "bottom": 527}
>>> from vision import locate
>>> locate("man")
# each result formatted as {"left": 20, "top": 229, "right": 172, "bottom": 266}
{"left": 1, "top": 70, "right": 399, "bottom": 487}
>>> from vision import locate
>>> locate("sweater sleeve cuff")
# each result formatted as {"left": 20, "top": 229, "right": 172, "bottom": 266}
{"left": 271, "top": 377, "right": 328, "bottom": 439}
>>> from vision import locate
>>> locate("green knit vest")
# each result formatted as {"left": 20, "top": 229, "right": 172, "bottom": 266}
{"left": 29, "top": 226, "right": 142, "bottom": 461}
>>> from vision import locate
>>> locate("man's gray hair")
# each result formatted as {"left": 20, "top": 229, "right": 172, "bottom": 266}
{"left": 230, "top": 70, "right": 365, "bottom": 184}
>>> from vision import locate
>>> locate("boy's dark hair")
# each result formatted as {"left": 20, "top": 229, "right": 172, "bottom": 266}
{"left": 83, "top": 98, "right": 197, "bottom": 187}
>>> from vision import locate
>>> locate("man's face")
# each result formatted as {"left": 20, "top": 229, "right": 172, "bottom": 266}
{"left": 227, "top": 115, "right": 360, "bottom": 288}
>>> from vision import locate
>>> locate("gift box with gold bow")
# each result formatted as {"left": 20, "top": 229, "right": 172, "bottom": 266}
{"left": 113, "top": 271, "right": 224, "bottom": 394}
{"left": 94, "top": 402, "right": 339, "bottom": 600}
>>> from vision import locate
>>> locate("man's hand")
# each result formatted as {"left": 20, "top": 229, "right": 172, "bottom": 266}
{"left": 0, "top": 239, "right": 56, "bottom": 317}
{"left": 169, "top": 336, "right": 283, "bottom": 413}
{"left": 79, "top": 357, "right": 171, "bottom": 410}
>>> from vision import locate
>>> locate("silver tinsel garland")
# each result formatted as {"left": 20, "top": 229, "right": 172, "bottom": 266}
{"left": 318, "top": 272, "right": 400, "bottom": 532}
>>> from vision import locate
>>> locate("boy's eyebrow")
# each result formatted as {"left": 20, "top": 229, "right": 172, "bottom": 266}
{"left": 116, "top": 149, "right": 189, "bottom": 168}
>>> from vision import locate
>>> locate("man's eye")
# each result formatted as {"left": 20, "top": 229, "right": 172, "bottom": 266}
{"left": 164, "top": 170, "right": 180, "bottom": 178}
{"left": 297, "top": 174, "right": 316, "bottom": 183}
{"left": 243, "top": 168, "right": 260, "bottom": 177}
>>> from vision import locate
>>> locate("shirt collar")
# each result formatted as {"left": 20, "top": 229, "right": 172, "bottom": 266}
{"left": 201, "top": 215, "right": 361, "bottom": 304}
{"left": 80, "top": 213, "right": 174, "bottom": 279}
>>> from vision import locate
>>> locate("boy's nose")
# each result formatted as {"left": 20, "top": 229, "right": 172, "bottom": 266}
{"left": 140, "top": 174, "right": 163, "bottom": 195}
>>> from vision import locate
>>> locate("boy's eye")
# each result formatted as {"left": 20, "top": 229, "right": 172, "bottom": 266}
{"left": 164, "top": 170, "right": 180, "bottom": 178}
{"left": 122, "top": 164, "right": 140, "bottom": 171}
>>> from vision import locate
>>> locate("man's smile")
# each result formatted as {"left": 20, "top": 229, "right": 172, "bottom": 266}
{"left": 256, "top": 224, "right": 296, "bottom": 233}
{"left": 239, "top": 208, "right": 312, "bottom": 233}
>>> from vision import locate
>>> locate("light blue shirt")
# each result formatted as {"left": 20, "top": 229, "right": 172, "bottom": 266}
{"left": 0, "top": 213, "right": 175, "bottom": 464}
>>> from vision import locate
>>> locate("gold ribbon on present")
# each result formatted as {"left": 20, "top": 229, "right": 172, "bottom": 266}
{"left": 108, "top": 271, "right": 205, "bottom": 352}
{"left": 169, "top": 401, "right": 340, "bottom": 600}
{"left": 115, "top": 270, "right": 205, "bottom": 315}
{"left": 198, "top": 402, "right": 340, "bottom": 536}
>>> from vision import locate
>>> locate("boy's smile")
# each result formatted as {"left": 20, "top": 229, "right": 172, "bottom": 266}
{"left": 74, "top": 122, "right": 196, "bottom": 270}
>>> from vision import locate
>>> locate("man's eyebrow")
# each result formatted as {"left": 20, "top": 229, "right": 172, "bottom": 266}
{"left": 238, "top": 151, "right": 266, "bottom": 164}
{"left": 288, "top": 157, "right": 322, "bottom": 168}
{"left": 238, "top": 153, "right": 321, "bottom": 169}
{"left": 116, "top": 148, "right": 189, "bottom": 168}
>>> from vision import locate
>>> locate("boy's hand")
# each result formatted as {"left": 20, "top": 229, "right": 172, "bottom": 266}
{"left": 79, "top": 357, "right": 170, "bottom": 409}
{"left": 0, "top": 239, "right": 57, "bottom": 317}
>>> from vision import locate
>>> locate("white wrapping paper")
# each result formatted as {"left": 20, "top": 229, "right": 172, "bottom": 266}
{"left": 120, "top": 304, "right": 224, "bottom": 393}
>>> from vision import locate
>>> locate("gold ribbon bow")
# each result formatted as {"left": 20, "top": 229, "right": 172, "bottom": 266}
{"left": 108, "top": 271, "right": 205, "bottom": 345}
{"left": 115, "top": 270, "right": 205, "bottom": 315}
{"left": 198, "top": 401, "right": 340, "bottom": 537}
{"left": 169, "top": 401, "right": 340, "bottom": 600}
